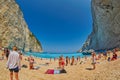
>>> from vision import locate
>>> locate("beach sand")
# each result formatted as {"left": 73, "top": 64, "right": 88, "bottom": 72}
{"left": 0, "top": 51, "right": 120, "bottom": 80}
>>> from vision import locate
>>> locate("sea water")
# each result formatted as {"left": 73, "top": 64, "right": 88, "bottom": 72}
{"left": 24, "top": 52, "right": 86, "bottom": 59}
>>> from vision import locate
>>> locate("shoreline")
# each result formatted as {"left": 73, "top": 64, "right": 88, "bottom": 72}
{"left": 24, "top": 52, "right": 85, "bottom": 59}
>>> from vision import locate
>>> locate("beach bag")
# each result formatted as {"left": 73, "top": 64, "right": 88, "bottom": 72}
{"left": 60, "top": 69, "right": 67, "bottom": 73}
{"left": 22, "top": 64, "right": 28, "bottom": 68}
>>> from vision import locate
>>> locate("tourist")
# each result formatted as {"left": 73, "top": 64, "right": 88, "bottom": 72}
{"left": 71, "top": 56, "right": 75, "bottom": 65}
{"left": 19, "top": 53, "right": 22, "bottom": 61}
{"left": 77, "top": 57, "right": 79, "bottom": 62}
{"left": 111, "top": 51, "right": 117, "bottom": 61}
{"left": 66, "top": 56, "right": 69, "bottom": 66}
{"left": 78, "top": 56, "right": 81, "bottom": 61}
{"left": 1, "top": 52, "right": 4, "bottom": 60}
{"left": 103, "top": 52, "right": 107, "bottom": 60}
{"left": 61, "top": 56, "right": 65, "bottom": 69}
{"left": 1, "top": 48, "right": 5, "bottom": 60}
{"left": 4, "top": 48, "right": 10, "bottom": 60}
{"left": 18, "top": 50, "right": 23, "bottom": 60}
{"left": 7, "top": 46, "right": 21, "bottom": 80}
{"left": 50, "top": 58, "right": 52, "bottom": 62}
{"left": 98, "top": 53, "right": 102, "bottom": 60}
{"left": 91, "top": 52, "right": 96, "bottom": 70}
{"left": 107, "top": 51, "right": 111, "bottom": 61}
{"left": 41, "top": 58, "right": 42, "bottom": 60}
{"left": 28, "top": 56, "right": 34, "bottom": 70}
{"left": 85, "top": 56, "right": 87, "bottom": 61}
{"left": 58, "top": 55, "right": 65, "bottom": 69}
{"left": 69, "top": 57, "right": 70, "bottom": 64}
{"left": 59, "top": 56, "right": 62, "bottom": 68}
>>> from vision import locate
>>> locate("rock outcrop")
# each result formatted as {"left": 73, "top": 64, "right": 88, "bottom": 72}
{"left": 80, "top": 0, "right": 120, "bottom": 51}
{"left": 0, "top": 0, "right": 42, "bottom": 52}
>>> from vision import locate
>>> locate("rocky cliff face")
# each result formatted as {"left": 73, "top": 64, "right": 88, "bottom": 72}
{"left": 0, "top": 0, "right": 42, "bottom": 52}
{"left": 80, "top": 0, "right": 120, "bottom": 51}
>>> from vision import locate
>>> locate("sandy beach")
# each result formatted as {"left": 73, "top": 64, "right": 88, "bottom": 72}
{"left": 0, "top": 51, "right": 120, "bottom": 80}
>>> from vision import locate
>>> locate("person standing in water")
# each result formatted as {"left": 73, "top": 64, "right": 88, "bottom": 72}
{"left": 7, "top": 46, "right": 21, "bottom": 80}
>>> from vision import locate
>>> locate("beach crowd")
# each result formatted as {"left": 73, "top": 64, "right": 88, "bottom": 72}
{"left": 0, "top": 46, "right": 120, "bottom": 80}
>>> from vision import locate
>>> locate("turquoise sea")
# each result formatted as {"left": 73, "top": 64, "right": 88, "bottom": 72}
{"left": 24, "top": 52, "right": 88, "bottom": 59}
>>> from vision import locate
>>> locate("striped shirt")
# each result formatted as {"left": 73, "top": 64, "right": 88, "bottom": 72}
{"left": 7, "top": 51, "right": 20, "bottom": 69}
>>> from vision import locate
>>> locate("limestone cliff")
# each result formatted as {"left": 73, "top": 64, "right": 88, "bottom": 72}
{"left": 0, "top": 0, "right": 42, "bottom": 52}
{"left": 80, "top": 0, "right": 120, "bottom": 51}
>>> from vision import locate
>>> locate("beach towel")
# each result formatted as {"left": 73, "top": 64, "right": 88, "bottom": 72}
{"left": 45, "top": 69, "right": 67, "bottom": 74}
{"left": 45, "top": 69, "right": 54, "bottom": 74}
{"left": 54, "top": 70, "right": 60, "bottom": 74}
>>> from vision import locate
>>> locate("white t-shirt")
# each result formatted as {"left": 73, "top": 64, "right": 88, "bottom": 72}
{"left": 7, "top": 51, "right": 20, "bottom": 69}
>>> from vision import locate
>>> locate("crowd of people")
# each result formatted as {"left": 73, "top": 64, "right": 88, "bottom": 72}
{"left": 57, "top": 48, "right": 119, "bottom": 70}
{"left": 90, "top": 48, "right": 119, "bottom": 70}
{"left": 0, "top": 46, "right": 120, "bottom": 80}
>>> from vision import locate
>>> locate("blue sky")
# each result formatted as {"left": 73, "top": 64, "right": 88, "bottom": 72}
{"left": 16, "top": 0, "right": 92, "bottom": 52}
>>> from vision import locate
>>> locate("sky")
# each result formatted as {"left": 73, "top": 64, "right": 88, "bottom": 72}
{"left": 16, "top": 0, "right": 92, "bottom": 53}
